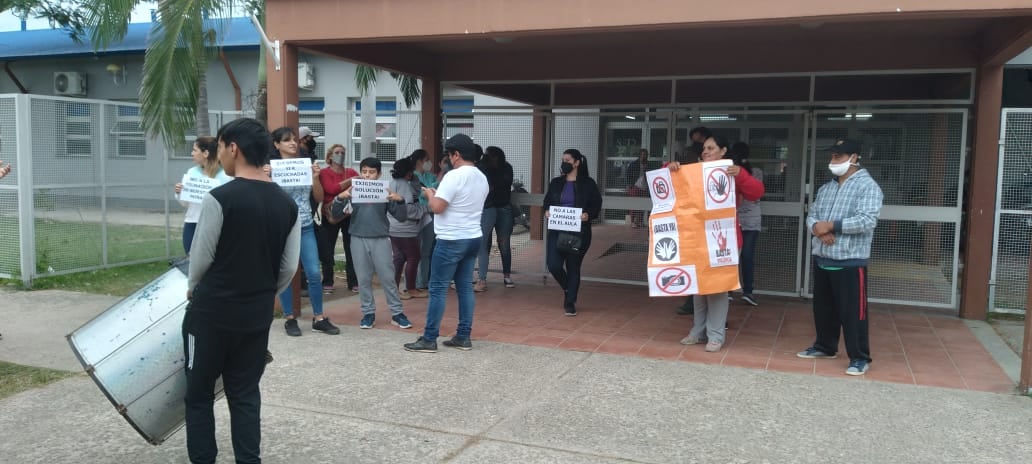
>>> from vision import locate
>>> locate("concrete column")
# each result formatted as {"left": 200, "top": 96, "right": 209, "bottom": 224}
{"left": 959, "top": 65, "right": 1003, "bottom": 320}
{"left": 264, "top": 42, "right": 302, "bottom": 314}
{"left": 530, "top": 111, "right": 548, "bottom": 241}
{"left": 420, "top": 76, "right": 442, "bottom": 163}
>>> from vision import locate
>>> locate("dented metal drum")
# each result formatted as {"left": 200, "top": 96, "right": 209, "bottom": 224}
{"left": 67, "top": 260, "right": 222, "bottom": 445}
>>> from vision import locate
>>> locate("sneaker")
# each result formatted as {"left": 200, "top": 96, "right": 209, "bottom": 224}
{"left": 564, "top": 303, "right": 577, "bottom": 317}
{"left": 443, "top": 336, "right": 473, "bottom": 351}
{"left": 846, "top": 359, "right": 870, "bottom": 376}
{"left": 399, "top": 288, "right": 413, "bottom": 300}
{"left": 264, "top": 350, "right": 274, "bottom": 364}
{"left": 503, "top": 277, "right": 515, "bottom": 288}
{"left": 359, "top": 314, "right": 375, "bottom": 329}
{"left": 676, "top": 299, "right": 694, "bottom": 315}
{"left": 741, "top": 294, "right": 759, "bottom": 306}
{"left": 312, "top": 317, "right": 340, "bottom": 335}
{"left": 350, "top": 287, "right": 359, "bottom": 293}
{"left": 680, "top": 335, "right": 707, "bottom": 345}
{"left": 391, "top": 313, "right": 413, "bottom": 329}
{"left": 705, "top": 341, "right": 723, "bottom": 352}
{"left": 474, "top": 280, "right": 487, "bottom": 292}
{"left": 322, "top": 285, "right": 335, "bottom": 294}
{"left": 404, "top": 336, "right": 438, "bottom": 353}
{"left": 796, "top": 346, "right": 837, "bottom": 359}
{"left": 410, "top": 289, "right": 429, "bottom": 298}
{"left": 284, "top": 318, "right": 302, "bottom": 337}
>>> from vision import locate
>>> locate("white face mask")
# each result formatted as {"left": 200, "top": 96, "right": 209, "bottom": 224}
{"left": 331, "top": 153, "right": 344, "bottom": 165}
{"left": 828, "top": 156, "right": 855, "bottom": 176}
{"left": 423, "top": 161, "right": 432, "bottom": 172}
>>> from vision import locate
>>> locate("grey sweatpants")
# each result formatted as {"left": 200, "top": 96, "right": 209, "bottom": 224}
{"left": 351, "top": 236, "right": 404, "bottom": 316}
{"left": 688, "top": 292, "right": 729, "bottom": 344}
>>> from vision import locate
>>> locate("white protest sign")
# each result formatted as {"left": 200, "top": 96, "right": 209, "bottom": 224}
{"left": 646, "top": 168, "right": 675, "bottom": 214}
{"left": 350, "top": 179, "right": 389, "bottom": 203}
{"left": 270, "top": 158, "right": 313, "bottom": 187}
{"left": 650, "top": 215, "right": 680, "bottom": 265}
{"left": 181, "top": 173, "right": 216, "bottom": 204}
{"left": 705, "top": 217, "right": 739, "bottom": 268}
{"left": 702, "top": 159, "right": 735, "bottom": 210}
{"left": 648, "top": 265, "right": 699, "bottom": 297}
{"left": 547, "top": 206, "right": 582, "bottom": 232}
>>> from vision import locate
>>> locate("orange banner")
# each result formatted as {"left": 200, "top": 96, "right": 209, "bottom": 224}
{"left": 646, "top": 160, "right": 740, "bottom": 297}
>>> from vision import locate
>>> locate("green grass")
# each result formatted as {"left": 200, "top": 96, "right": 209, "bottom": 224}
{"left": 0, "top": 217, "right": 177, "bottom": 281}
{"left": 1, "top": 261, "right": 171, "bottom": 296}
{"left": 988, "top": 312, "right": 1026, "bottom": 323}
{"left": 0, "top": 361, "right": 80, "bottom": 400}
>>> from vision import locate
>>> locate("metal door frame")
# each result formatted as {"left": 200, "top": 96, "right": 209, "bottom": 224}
{"left": 803, "top": 108, "right": 968, "bottom": 309}
{"left": 989, "top": 108, "right": 1032, "bottom": 314}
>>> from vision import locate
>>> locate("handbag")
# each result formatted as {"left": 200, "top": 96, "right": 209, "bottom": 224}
{"left": 556, "top": 232, "right": 583, "bottom": 255}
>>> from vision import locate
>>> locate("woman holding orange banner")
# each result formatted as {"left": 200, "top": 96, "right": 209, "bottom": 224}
{"left": 669, "top": 135, "right": 764, "bottom": 352}
{"left": 543, "top": 149, "right": 603, "bottom": 316}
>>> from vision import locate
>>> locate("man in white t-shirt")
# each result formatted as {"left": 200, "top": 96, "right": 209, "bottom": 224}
{"left": 404, "top": 134, "right": 489, "bottom": 353}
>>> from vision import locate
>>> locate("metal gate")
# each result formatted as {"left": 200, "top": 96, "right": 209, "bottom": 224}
{"left": 990, "top": 109, "right": 1032, "bottom": 314}
{"left": 806, "top": 109, "right": 967, "bottom": 309}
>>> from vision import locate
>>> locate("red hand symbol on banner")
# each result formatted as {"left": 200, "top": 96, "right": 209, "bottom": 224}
{"left": 711, "top": 221, "right": 727, "bottom": 250}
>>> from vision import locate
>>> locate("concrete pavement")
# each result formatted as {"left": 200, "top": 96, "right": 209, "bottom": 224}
{"left": 1, "top": 287, "right": 1031, "bottom": 463}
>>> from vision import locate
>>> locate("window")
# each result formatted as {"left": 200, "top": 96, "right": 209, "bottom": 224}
{"left": 108, "top": 105, "right": 147, "bottom": 159}
{"left": 58, "top": 102, "right": 93, "bottom": 158}
{"left": 351, "top": 98, "right": 398, "bottom": 162}
{"left": 443, "top": 98, "right": 474, "bottom": 140}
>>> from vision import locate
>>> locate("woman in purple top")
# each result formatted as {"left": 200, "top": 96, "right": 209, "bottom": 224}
{"left": 542, "top": 149, "right": 603, "bottom": 316}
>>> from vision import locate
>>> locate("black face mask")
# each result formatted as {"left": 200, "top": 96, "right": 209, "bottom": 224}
{"left": 560, "top": 162, "right": 574, "bottom": 175}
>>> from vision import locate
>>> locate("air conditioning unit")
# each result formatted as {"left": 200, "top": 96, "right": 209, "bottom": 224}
{"left": 298, "top": 62, "right": 315, "bottom": 90}
{"left": 54, "top": 72, "right": 87, "bottom": 97}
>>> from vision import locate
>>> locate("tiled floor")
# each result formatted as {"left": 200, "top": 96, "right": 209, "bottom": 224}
{"left": 312, "top": 276, "right": 1016, "bottom": 394}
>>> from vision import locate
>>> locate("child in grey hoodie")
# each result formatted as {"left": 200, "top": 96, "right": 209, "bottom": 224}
{"left": 330, "top": 157, "right": 412, "bottom": 329}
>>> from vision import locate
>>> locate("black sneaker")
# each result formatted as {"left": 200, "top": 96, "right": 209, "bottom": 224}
{"left": 284, "top": 318, "right": 302, "bottom": 337}
{"left": 741, "top": 294, "right": 759, "bottom": 306}
{"left": 676, "top": 298, "right": 694, "bottom": 315}
{"left": 564, "top": 303, "right": 577, "bottom": 317}
{"left": 443, "top": 337, "right": 473, "bottom": 351}
{"left": 312, "top": 317, "right": 341, "bottom": 335}
{"left": 265, "top": 350, "right": 274, "bottom": 364}
{"left": 797, "top": 346, "right": 837, "bottom": 359}
{"left": 404, "top": 337, "right": 438, "bottom": 353}
{"left": 391, "top": 313, "right": 413, "bottom": 329}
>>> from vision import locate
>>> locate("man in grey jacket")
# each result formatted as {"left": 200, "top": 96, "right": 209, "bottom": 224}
{"left": 797, "top": 139, "right": 884, "bottom": 376}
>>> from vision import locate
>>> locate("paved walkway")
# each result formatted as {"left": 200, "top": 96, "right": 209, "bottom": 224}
{"left": 1, "top": 287, "right": 1031, "bottom": 463}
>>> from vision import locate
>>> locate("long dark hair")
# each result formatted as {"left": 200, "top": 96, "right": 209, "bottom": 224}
{"left": 391, "top": 158, "right": 414, "bottom": 179}
{"left": 270, "top": 126, "right": 296, "bottom": 157}
{"left": 484, "top": 146, "right": 506, "bottom": 169}
{"left": 728, "top": 141, "right": 755, "bottom": 174}
{"left": 563, "top": 148, "right": 590, "bottom": 178}
{"left": 408, "top": 148, "right": 429, "bottom": 164}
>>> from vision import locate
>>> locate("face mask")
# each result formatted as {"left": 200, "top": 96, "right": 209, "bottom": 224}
{"left": 560, "top": 162, "right": 574, "bottom": 175}
{"left": 331, "top": 153, "right": 343, "bottom": 165}
{"left": 422, "top": 161, "right": 432, "bottom": 172}
{"left": 828, "top": 156, "right": 854, "bottom": 176}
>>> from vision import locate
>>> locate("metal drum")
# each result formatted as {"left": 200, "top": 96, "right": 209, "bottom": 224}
{"left": 67, "top": 260, "right": 223, "bottom": 445}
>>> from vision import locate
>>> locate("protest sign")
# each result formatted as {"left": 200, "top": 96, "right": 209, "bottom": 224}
{"left": 646, "top": 168, "right": 675, "bottom": 213}
{"left": 180, "top": 173, "right": 216, "bottom": 204}
{"left": 547, "top": 206, "right": 582, "bottom": 232}
{"left": 270, "top": 159, "right": 313, "bottom": 187}
{"left": 350, "top": 179, "right": 389, "bottom": 203}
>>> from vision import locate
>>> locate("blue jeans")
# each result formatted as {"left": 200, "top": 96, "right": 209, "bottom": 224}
{"left": 740, "top": 229, "right": 760, "bottom": 295}
{"left": 423, "top": 237, "right": 481, "bottom": 342}
{"left": 183, "top": 222, "right": 197, "bottom": 254}
{"left": 279, "top": 225, "right": 323, "bottom": 318}
{"left": 478, "top": 206, "right": 514, "bottom": 280}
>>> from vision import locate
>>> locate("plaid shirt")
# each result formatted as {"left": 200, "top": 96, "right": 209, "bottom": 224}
{"left": 807, "top": 169, "right": 883, "bottom": 264}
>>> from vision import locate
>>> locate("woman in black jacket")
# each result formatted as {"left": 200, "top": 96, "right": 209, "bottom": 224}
{"left": 543, "top": 149, "right": 603, "bottom": 316}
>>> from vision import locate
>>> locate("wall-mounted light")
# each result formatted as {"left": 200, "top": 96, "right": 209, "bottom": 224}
{"left": 106, "top": 63, "right": 127, "bottom": 86}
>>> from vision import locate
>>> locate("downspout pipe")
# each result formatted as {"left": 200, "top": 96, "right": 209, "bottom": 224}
{"left": 219, "top": 49, "right": 242, "bottom": 111}
{"left": 3, "top": 62, "right": 29, "bottom": 94}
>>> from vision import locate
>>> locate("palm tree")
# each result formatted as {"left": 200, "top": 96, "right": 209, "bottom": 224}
{"left": 82, "top": 0, "right": 232, "bottom": 146}
{"left": 355, "top": 65, "right": 421, "bottom": 157}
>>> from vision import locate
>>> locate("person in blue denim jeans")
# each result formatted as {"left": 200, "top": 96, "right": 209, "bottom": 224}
{"left": 267, "top": 127, "right": 340, "bottom": 337}
{"left": 474, "top": 146, "right": 516, "bottom": 291}
{"left": 404, "top": 134, "right": 489, "bottom": 353}
{"left": 728, "top": 142, "right": 764, "bottom": 306}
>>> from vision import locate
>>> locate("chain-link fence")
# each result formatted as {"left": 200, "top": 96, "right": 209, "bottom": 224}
{"left": 0, "top": 94, "right": 179, "bottom": 283}
{"left": 992, "top": 109, "right": 1032, "bottom": 314}
{"left": 809, "top": 110, "right": 966, "bottom": 308}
